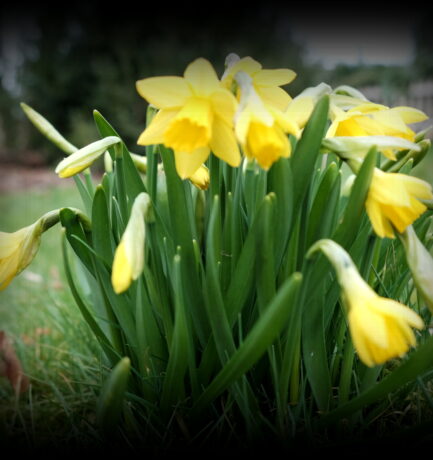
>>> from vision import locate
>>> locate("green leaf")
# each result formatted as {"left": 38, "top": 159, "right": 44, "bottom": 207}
{"left": 291, "top": 95, "right": 330, "bottom": 216}
{"left": 92, "top": 185, "right": 115, "bottom": 266}
{"left": 333, "top": 147, "right": 377, "bottom": 249}
{"left": 61, "top": 231, "right": 119, "bottom": 364}
{"left": 160, "top": 255, "right": 190, "bottom": 414}
{"left": 96, "top": 357, "right": 131, "bottom": 434}
{"left": 59, "top": 207, "right": 94, "bottom": 273}
{"left": 193, "top": 272, "right": 303, "bottom": 413}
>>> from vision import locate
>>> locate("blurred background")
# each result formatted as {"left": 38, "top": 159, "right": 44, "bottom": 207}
{"left": 0, "top": 4, "right": 432, "bottom": 181}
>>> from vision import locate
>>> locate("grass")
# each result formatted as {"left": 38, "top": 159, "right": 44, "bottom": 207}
{"left": 0, "top": 183, "right": 104, "bottom": 450}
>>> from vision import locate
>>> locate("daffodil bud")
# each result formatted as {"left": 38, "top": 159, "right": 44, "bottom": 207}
{"left": 189, "top": 165, "right": 210, "bottom": 190}
{"left": 0, "top": 210, "right": 61, "bottom": 290}
{"left": 398, "top": 225, "right": 433, "bottom": 314}
{"left": 307, "top": 239, "right": 424, "bottom": 367}
{"left": 111, "top": 193, "right": 152, "bottom": 294}
{"left": 55, "top": 136, "right": 121, "bottom": 178}
{"left": 104, "top": 151, "right": 113, "bottom": 173}
{"left": 130, "top": 153, "right": 147, "bottom": 174}
{"left": 321, "top": 135, "right": 420, "bottom": 161}
{"left": 20, "top": 103, "right": 77, "bottom": 155}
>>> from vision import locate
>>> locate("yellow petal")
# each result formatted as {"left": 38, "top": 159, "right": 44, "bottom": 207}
{"left": 210, "top": 89, "right": 238, "bottom": 126}
{"left": 253, "top": 68, "right": 296, "bottom": 87}
{"left": 137, "top": 109, "right": 178, "bottom": 146}
{"left": 209, "top": 118, "right": 241, "bottom": 167}
{"left": 285, "top": 97, "right": 314, "bottom": 128}
{"left": 374, "top": 298, "right": 424, "bottom": 330}
{"left": 111, "top": 240, "right": 133, "bottom": 294}
{"left": 174, "top": 146, "right": 210, "bottom": 179}
{"left": 257, "top": 86, "right": 292, "bottom": 112}
{"left": 390, "top": 107, "right": 428, "bottom": 124}
{"left": 184, "top": 58, "right": 221, "bottom": 97}
{"left": 136, "top": 76, "right": 192, "bottom": 109}
{"left": 366, "top": 199, "right": 395, "bottom": 239}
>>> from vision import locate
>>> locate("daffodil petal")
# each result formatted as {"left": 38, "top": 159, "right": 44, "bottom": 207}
{"left": 184, "top": 58, "right": 221, "bottom": 97}
{"left": 137, "top": 109, "right": 178, "bottom": 146}
{"left": 210, "top": 118, "right": 241, "bottom": 167}
{"left": 210, "top": 89, "right": 238, "bottom": 126}
{"left": 257, "top": 86, "right": 292, "bottom": 112}
{"left": 174, "top": 146, "right": 210, "bottom": 179}
{"left": 253, "top": 68, "right": 296, "bottom": 87}
{"left": 136, "top": 76, "right": 192, "bottom": 109}
{"left": 390, "top": 107, "right": 428, "bottom": 124}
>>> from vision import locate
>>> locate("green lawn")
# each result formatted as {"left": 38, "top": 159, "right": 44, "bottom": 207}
{"left": 0, "top": 184, "right": 102, "bottom": 449}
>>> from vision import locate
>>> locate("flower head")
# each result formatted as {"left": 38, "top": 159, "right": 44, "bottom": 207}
{"left": 0, "top": 222, "right": 43, "bottom": 290}
{"left": 366, "top": 168, "right": 433, "bottom": 238}
{"left": 233, "top": 71, "right": 299, "bottom": 169}
{"left": 55, "top": 136, "right": 121, "bottom": 178}
{"left": 111, "top": 193, "right": 151, "bottom": 294}
{"left": 136, "top": 58, "right": 241, "bottom": 179}
{"left": 308, "top": 239, "right": 424, "bottom": 367}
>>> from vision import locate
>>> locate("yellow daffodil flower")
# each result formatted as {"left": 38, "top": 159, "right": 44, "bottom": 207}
{"left": 0, "top": 223, "right": 42, "bottom": 291}
{"left": 221, "top": 53, "right": 296, "bottom": 112}
{"left": 136, "top": 58, "right": 241, "bottom": 179}
{"left": 366, "top": 168, "right": 433, "bottom": 238}
{"left": 327, "top": 102, "right": 427, "bottom": 160}
{"left": 233, "top": 71, "right": 300, "bottom": 170}
{"left": 112, "top": 193, "right": 151, "bottom": 294}
{"left": 308, "top": 239, "right": 424, "bottom": 367}
{"left": 398, "top": 225, "right": 433, "bottom": 314}
{"left": 0, "top": 210, "right": 61, "bottom": 290}
{"left": 55, "top": 136, "right": 121, "bottom": 178}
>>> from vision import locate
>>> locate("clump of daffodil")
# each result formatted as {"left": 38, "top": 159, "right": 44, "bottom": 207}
{"left": 136, "top": 58, "right": 241, "bottom": 179}
{"left": 111, "top": 193, "right": 152, "bottom": 294}
{"left": 308, "top": 239, "right": 424, "bottom": 367}
{"left": 327, "top": 97, "right": 428, "bottom": 160}
{"left": 398, "top": 225, "right": 433, "bottom": 314}
{"left": 221, "top": 53, "right": 296, "bottom": 112}
{"left": 0, "top": 210, "right": 61, "bottom": 290}
{"left": 55, "top": 136, "right": 121, "bottom": 178}
{"left": 365, "top": 168, "right": 433, "bottom": 238}
{"left": 232, "top": 71, "right": 300, "bottom": 169}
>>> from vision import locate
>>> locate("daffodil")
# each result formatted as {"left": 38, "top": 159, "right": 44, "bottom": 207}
{"left": 55, "top": 136, "right": 121, "bottom": 178}
{"left": 366, "top": 168, "right": 433, "bottom": 238}
{"left": 233, "top": 71, "right": 300, "bottom": 170}
{"left": 327, "top": 101, "right": 428, "bottom": 160}
{"left": 136, "top": 58, "right": 241, "bottom": 179}
{"left": 221, "top": 54, "right": 296, "bottom": 111}
{"left": 0, "top": 210, "right": 61, "bottom": 290}
{"left": 308, "top": 239, "right": 424, "bottom": 367}
{"left": 111, "top": 193, "right": 151, "bottom": 294}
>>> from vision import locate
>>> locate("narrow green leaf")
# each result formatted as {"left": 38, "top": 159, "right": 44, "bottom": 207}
{"left": 194, "top": 272, "right": 303, "bottom": 413}
{"left": 291, "top": 95, "right": 330, "bottom": 215}
{"left": 92, "top": 185, "right": 115, "bottom": 266}
{"left": 96, "top": 357, "right": 131, "bottom": 434}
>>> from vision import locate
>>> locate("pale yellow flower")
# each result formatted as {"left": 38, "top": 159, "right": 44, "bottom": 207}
{"left": 233, "top": 71, "right": 299, "bottom": 170}
{"left": 136, "top": 58, "right": 241, "bottom": 179}
{"left": 221, "top": 54, "right": 296, "bottom": 111}
{"left": 0, "top": 222, "right": 42, "bottom": 290}
{"left": 327, "top": 102, "right": 427, "bottom": 160}
{"left": 111, "top": 193, "right": 151, "bottom": 294}
{"left": 366, "top": 168, "right": 433, "bottom": 238}
{"left": 308, "top": 239, "right": 424, "bottom": 367}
